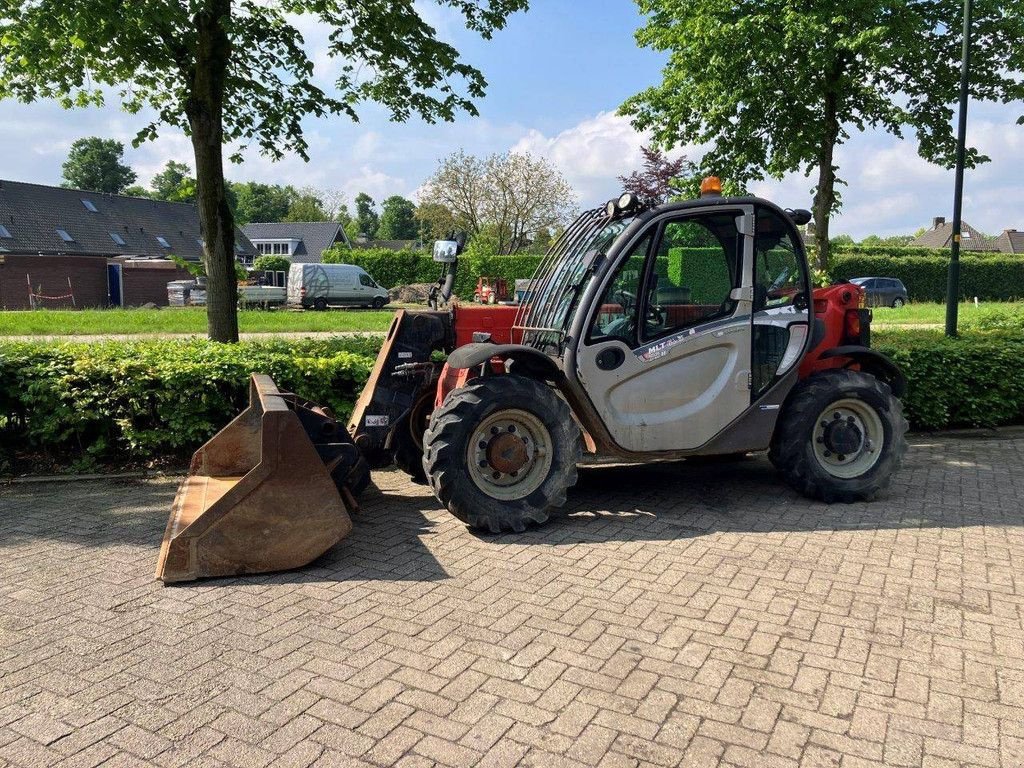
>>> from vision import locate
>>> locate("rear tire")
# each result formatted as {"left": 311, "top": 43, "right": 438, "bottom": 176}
{"left": 892, "top": 297, "right": 905, "bottom": 308}
{"left": 769, "top": 370, "right": 907, "bottom": 502}
{"left": 422, "top": 375, "right": 582, "bottom": 533}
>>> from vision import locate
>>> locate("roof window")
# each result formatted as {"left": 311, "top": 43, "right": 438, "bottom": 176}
{"left": 109, "top": 232, "right": 126, "bottom": 246}
{"left": 56, "top": 228, "right": 75, "bottom": 242}
{"left": 0, "top": 224, "right": 11, "bottom": 238}
{"left": 81, "top": 199, "right": 98, "bottom": 212}
{"left": 156, "top": 236, "right": 171, "bottom": 248}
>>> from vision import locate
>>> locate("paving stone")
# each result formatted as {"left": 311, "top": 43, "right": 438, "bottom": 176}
{"left": 2, "top": 436, "right": 1023, "bottom": 767}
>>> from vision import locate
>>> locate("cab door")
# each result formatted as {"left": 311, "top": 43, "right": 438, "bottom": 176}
{"left": 574, "top": 206, "right": 755, "bottom": 452}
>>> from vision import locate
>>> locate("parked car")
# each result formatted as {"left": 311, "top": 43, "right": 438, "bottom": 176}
{"left": 286, "top": 263, "right": 390, "bottom": 310}
{"left": 849, "top": 277, "right": 909, "bottom": 308}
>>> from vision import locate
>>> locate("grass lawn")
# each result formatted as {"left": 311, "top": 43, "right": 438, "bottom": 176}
{"left": 872, "top": 301, "right": 1024, "bottom": 326}
{"left": 0, "top": 307, "right": 396, "bottom": 336}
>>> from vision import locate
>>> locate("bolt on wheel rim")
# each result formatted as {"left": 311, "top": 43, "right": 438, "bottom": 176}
{"left": 467, "top": 409, "right": 553, "bottom": 501}
{"left": 812, "top": 398, "right": 885, "bottom": 479}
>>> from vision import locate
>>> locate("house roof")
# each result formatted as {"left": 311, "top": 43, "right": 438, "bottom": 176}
{"left": 994, "top": 229, "right": 1024, "bottom": 255}
{"left": 242, "top": 221, "right": 350, "bottom": 263}
{"left": 0, "top": 179, "right": 256, "bottom": 260}
{"left": 910, "top": 219, "right": 998, "bottom": 251}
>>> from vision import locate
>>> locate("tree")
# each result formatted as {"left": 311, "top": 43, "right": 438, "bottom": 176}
{"left": 150, "top": 161, "right": 196, "bottom": 203}
{"left": 377, "top": 196, "right": 418, "bottom": 240}
{"left": 253, "top": 254, "right": 291, "bottom": 272}
{"left": 1, "top": 1, "right": 528, "bottom": 341}
{"left": 232, "top": 182, "right": 292, "bottom": 224}
{"left": 354, "top": 193, "right": 380, "bottom": 240}
{"left": 617, "top": 146, "right": 693, "bottom": 206}
{"left": 285, "top": 188, "right": 331, "bottom": 222}
{"left": 621, "top": 1, "right": 1024, "bottom": 269}
{"left": 61, "top": 137, "right": 136, "bottom": 193}
{"left": 419, "top": 150, "right": 576, "bottom": 254}
{"left": 415, "top": 201, "right": 457, "bottom": 241}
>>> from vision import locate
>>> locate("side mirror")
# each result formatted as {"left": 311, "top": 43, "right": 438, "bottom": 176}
{"left": 432, "top": 240, "right": 458, "bottom": 263}
{"left": 786, "top": 208, "right": 812, "bottom": 226}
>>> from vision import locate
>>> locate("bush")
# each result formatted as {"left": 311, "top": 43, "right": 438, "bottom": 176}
{"left": 0, "top": 336, "right": 382, "bottom": 468}
{"left": 831, "top": 254, "right": 1024, "bottom": 302}
{"left": 875, "top": 329, "right": 1024, "bottom": 430}
{"left": 252, "top": 255, "right": 291, "bottom": 273}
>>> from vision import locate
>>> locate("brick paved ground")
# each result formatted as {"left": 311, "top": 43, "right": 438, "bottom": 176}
{"left": 2, "top": 437, "right": 1023, "bottom": 768}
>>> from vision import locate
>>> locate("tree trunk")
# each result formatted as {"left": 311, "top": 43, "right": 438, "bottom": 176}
{"left": 187, "top": 0, "right": 238, "bottom": 343}
{"left": 812, "top": 81, "right": 842, "bottom": 272}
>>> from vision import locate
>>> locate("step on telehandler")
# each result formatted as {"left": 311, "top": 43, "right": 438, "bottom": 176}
{"left": 157, "top": 178, "right": 908, "bottom": 582}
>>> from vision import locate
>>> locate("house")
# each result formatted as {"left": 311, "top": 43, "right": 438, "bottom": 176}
{"left": 994, "top": 229, "right": 1024, "bottom": 255}
{"left": 0, "top": 179, "right": 257, "bottom": 309}
{"left": 910, "top": 216, "right": 999, "bottom": 252}
{"left": 243, "top": 222, "right": 352, "bottom": 263}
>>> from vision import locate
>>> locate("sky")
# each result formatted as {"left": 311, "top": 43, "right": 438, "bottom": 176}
{"left": 1, "top": 0, "right": 1022, "bottom": 240}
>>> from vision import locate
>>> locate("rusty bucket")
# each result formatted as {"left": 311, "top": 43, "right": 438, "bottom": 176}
{"left": 156, "top": 375, "right": 357, "bottom": 583}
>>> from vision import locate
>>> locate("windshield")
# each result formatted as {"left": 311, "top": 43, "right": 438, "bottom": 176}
{"left": 515, "top": 210, "right": 634, "bottom": 351}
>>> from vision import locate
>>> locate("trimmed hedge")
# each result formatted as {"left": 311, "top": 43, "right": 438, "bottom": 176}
{"left": 833, "top": 244, "right": 1010, "bottom": 260}
{"left": 0, "top": 337, "right": 381, "bottom": 468}
{"left": 3, "top": 329, "right": 1022, "bottom": 471}
{"left": 875, "top": 330, "right": 1024, "bottom": 430}
{"left": 831, "top": 255, "right": 1024, "bottom": 302}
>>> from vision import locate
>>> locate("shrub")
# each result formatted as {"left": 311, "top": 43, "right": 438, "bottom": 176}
{"left": 252, "top": 255, "right": 291, "bottom": 273}
{"left": 874, "top": 329, "right": 1024, "bottom": 430}
{"left": 0, "top": 336, "right": 381, "bottom": 468}
{"left": 831, "top": 254, "right": 1024, "bottom": 302}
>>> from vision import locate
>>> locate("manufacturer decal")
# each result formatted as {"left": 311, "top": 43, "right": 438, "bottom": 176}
{"left": 398, "top": 352, "right": 413, "bottom": 359}
{"left": 365, "top": 415, "right": 389, "bottom": 427}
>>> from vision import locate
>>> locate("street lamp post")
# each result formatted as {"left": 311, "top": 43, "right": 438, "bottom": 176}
{"left": 945, "top": 0, "right": 974, "bottom": 337}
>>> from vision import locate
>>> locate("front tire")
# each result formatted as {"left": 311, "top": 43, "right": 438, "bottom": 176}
{"left": 312, "top": 297, "right": 328, "bottom": 311}
{"left": 422, "top": 375, "right": 582, "bottom": 533}
{"left": 769, "top": 370, "right": 907, "bottom": 502}
{"left": 392, "top": 391, "right": 433, "bottom": 484}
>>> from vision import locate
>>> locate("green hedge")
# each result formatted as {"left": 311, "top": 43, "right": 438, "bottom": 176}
{"left": 3, "top": 329, "right": 1022, "bottom": 472}
{"left": 0, "top": 337, "right": 381, "bottom": 468}
{"left": 831, "top": 255, "right": 1024, "bottom": 302}
{"left": 833, "top": 245, "right": 1011, "bottom": 260}
{"left": 875, "top": 330, "right": 1024, "bottom": 430}
{"left": 328, "top": 247, "right": 543, "bottom": 298}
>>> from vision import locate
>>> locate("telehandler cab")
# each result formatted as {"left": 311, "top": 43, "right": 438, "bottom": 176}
{"left": 157, "top": 179, "right": 907, "bottom": 581}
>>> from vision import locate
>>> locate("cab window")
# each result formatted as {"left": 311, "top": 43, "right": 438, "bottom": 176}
{"left": 359, "top": 273, "right": 374, "bottom": 287}
{"left": 587, "top": 235, "right": 652, "bottom": 347}
{"left": 753, "top": 210, "right": 804, "bottom": 311}
{"left": 640, "top": 212, "right": 742, "bottom": 341}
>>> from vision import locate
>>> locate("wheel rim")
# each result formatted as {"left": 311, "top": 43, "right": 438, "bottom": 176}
{"left": 467, "top": 409, "right": 553, "bottom": 500}
{"left": 812, "top": 398, "right": 885, "bottom": 479}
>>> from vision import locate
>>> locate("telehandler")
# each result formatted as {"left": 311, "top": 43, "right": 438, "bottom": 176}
{"left": 157, "top": 179, "right": 907, "bottom": 582}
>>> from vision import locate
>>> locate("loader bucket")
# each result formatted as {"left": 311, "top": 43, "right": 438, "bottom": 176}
{"left": 156, "top": 375, "right": 356, "bottom": 583}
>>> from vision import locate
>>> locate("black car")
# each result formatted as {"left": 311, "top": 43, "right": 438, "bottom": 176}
{"left": 849, "top": 277, "right": 909, "bottom": 308}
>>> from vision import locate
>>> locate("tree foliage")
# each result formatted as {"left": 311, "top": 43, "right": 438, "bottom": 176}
{"left": 0, "top": 0, "right": 528, "bottom": 341}
{"left": 621, "top": 0, "right": 1024, "bottom": 268}
{"left": 283, "top": 188, "right": 330, "bottom": 222}
{"left": 419, "top": 150, "right": 577, "bottom": 254}
{"left": 354, "top": 193, "right": 380, "bottom": 240}
{"left": 377, "top": 195, "right": 418, "bottom": 240}
{"left": 149, "top": 161, "right": 197, "bottom": 203}
{"left": 617, "top": 146, "right": 693, "bottom": 206}
{"left": 61, "top": 137, "right": 137, "bottom": 194}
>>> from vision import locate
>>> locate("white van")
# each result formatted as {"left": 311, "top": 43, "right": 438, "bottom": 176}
{"left": 287, "top": 263, "right": 390, "bottom": 310}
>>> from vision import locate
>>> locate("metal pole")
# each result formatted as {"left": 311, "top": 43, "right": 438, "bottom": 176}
{"left": 945, "top": 0, "right": 973, "bottom": 337}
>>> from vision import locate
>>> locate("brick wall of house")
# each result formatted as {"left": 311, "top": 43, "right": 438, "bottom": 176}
{"left": 117, "top": 260, "right": 194, "bottom": 306}
{"left": 0, "top": 254, "right": 108, "bottom": 310}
